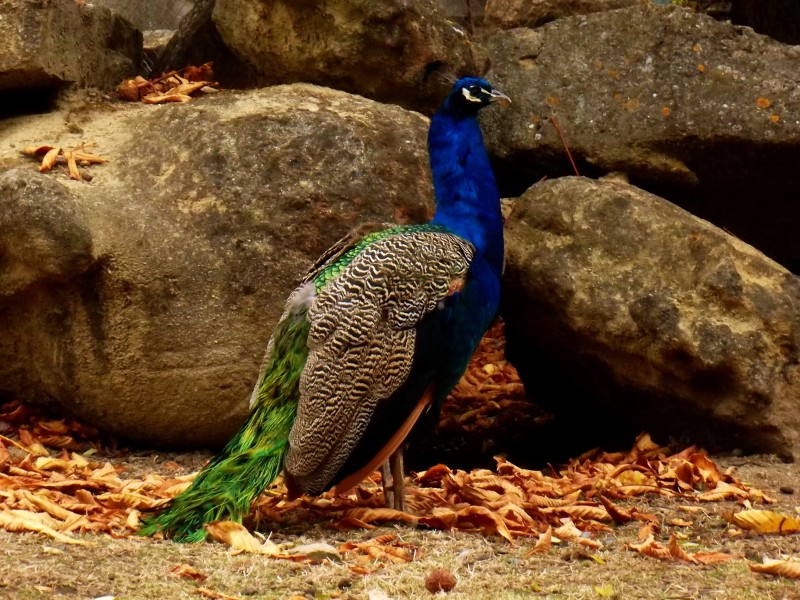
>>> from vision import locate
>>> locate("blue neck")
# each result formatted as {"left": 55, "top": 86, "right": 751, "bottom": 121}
{"left": 428, "top": 109, "right": 504, "bottom": 276}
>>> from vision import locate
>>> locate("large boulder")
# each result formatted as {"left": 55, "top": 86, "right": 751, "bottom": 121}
{"left": 154, "top": 0, "right": 258, "bottom": 88}
{"left": 99, "top": 0, "right": 192, "bottom": 31}
{"left": 503, "top": 177, "right": 800, "bottom": 459}
{"left": 484, "top": 0, "right": 645, "bottom": 29}
{"left": 211, "top": 0, "right": 481, "bottom": 113}
{"left": 480, "top": 4, "right": 800, "bottom": 271}
{"left": 0, "top": 85, "right": 434, "bottom": 448}
{"left": 0, "top": 0, "right": 141, "bottom": 95}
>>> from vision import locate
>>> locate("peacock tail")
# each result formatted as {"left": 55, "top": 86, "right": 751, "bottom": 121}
{"left": 138, "top": 310, "right": 308, "bottom": 542}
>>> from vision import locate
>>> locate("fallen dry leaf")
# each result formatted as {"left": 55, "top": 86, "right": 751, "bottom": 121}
{"left": 117, "top": 63, "right": 218, "bottom": 104}
{"left": 204, "top": 521, "right": 278, "bottom": 555}
{"left": 527, "top": 526, "right": 552, "bottom": 555}
{"left": 170, "top": 563, "right": 208, "bottom": 582}
{"left": 340, "top": 535, "right": 418, "bottom": 565}
{"left": 725, "top": 509, "right": 800, "bottom": 534}
{"left": 693, "top": 551, "right": 742, "bottom": 565}
{"left": 20, "top": 143, "right": 107, "bottom": 180}
{"left": 286, "top": 542, "right": 341, "bottom": 562}
{"left": 750, "top": 557, "right": 800, "bottom": 579}
{"left": 0, "top": 509, "right": 88, "bottom": 545}
{"left": 338, "top": 507, "right": 419, "bottom": 528}
{"left": 196, "top": 587, "right": 243, "bottom": 600}
{"left": 628, "top": 533, "right": 740, "bottom": 565}
{"left": 628, "top": 535, "right": 675, "bottom": 561}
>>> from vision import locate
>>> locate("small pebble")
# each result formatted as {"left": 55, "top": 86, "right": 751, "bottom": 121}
{"left": 779, "top": 485, "right": 794, "bottom": 495}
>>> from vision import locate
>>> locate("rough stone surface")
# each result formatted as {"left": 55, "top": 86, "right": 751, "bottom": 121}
{"left": 0, "top": 0, "right": 141, "bottom": 93}
{"left": 0, "top": 85, "right": 434, "bottom": 448}
{"left": 484, "top": 0, "right": 644, "bottom": 29}
{"left": 97, "top": 0, "right": 192, "bottom": 31}
{"left": 154, "top": 0, "right": 258, "bottom": 88}
{"left": 503, "top": 177, "right": 800, "bottom": 459}
{"left": 0, "top": 172, "right": 93, "bottom": 296}
{"left": 211, "top": 0, "right": 482, "bottom": 114}
{"left": 480, "top": 4, "right": 800, "bottom": 271}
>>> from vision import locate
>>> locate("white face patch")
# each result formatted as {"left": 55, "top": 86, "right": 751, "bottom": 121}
{"left": 461, "top": 87, "right": 485, "bottom": 103}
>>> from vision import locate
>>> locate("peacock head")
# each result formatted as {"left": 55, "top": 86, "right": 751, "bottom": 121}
{"left": 443, "top": 77, "right": 511, "bottom": 116}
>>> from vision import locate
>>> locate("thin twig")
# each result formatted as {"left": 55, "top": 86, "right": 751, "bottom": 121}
{"left": 549, "top": 115, "right": 580, "bottom": 177}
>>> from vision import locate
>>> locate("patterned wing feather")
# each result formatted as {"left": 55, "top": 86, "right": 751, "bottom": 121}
{"left": 285, "top": 230, "right": 474, "bottom": 494}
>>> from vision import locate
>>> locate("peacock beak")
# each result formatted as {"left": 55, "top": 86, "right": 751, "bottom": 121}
{"left": 489, "top": 89, "right": 511, "bottom": 107}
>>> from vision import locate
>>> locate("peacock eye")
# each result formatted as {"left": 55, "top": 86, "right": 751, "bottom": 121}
{"left": 460, "top": 85, "right": 485, "bottom": 103}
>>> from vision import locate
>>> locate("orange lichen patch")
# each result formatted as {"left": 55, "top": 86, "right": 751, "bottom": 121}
{"left": 661, "top": 106, "right": 671, "bottom": 118}
{"left": 612, "top": 94, "right": 640, "bottom": 111}
{"left": 697, "top": 64, "right": 705, "bottom": 73}
{"left": 528, "top": 114, "right": 543, "bottom": 126}
{"left": 756, "top": 97, "right": 772, "bottom": 109}
{"left": 622, "top": 98, "right": 640, "bottom": 111}
{"left": 770, "top": 114, "right": 781, "bottom": 123}
{"left": 546, "top": 96, "right": 559, "bottom": 107}
{"left": 692, "top": 43, "right": 702, "bottom": 53}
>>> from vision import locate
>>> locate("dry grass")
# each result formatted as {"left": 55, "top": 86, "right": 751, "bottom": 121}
{"left": 2, "top": 454, "right": 800, "bottom": 600}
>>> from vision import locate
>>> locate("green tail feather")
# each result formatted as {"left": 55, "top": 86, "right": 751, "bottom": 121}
{"left": 139, "top": 313, "right": 310, "bottom": 542}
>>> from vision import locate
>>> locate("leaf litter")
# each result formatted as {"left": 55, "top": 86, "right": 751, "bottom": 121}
{"left": 117, "top": 62, "right": 219, "bottom": 104}
{"left": 18, "top": 142, "right": 107, "bottom": 180}
{"left": 1, "top": 321, "right": 798, "bottom": 589}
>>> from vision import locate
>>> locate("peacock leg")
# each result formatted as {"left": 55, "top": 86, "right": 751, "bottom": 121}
{"left": 389, "top": 449, "right": 406, "bottom": 512}
{"left": 380, "top": 460, "right": 395, "bottom": 508}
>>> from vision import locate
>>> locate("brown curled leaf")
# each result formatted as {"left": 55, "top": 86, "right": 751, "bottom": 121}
{"left": 19, "top": 145, "right": 56, "bottom": 158}
{"left": 142, "top": 93, "right": 194, "bottom": 104}
{"left": 750, "top": 558, "right": 800, "bottom": 579}
{"left": 63, "top": 151, "right": 80, "bottom": 180}
{"left": 38, "top": 147, "right": 61, "bottom": 173}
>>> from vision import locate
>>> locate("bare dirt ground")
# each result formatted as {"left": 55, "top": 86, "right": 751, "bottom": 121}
{"left": 2, "top": 449, "right": 800, "bottom": 600}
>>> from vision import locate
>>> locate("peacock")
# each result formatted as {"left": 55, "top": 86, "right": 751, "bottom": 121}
{"left": 139, "top": 77, "right": 510, "bottom": 542}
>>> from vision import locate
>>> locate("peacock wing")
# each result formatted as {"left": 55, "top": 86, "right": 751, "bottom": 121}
{"left": 247, "top": 222, "right": 394, "bottom": 410}
{"left": 284, "top": 229, "right": 474, "bottom": 495}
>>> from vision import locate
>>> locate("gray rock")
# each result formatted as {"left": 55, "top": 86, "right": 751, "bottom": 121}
{"left": 96, "top": 0, "right": 193, "bottom": 31}
{"left": 438, "top": 0, "right": 486, "bottom": 20}
{"left": 154, "top": 0, "right": 258, "bottom": 88}
{"left": 0, "top": 171, "right": 93, "bottom": 296}
{"left": 0, "top": 85, "right": 434, "bottom": 448}
{"left": 211, "top": 0, "right": 482, "bottom": 114}
{"left": 503, "top": 177, "right": 800, "bottom": 459}
{"left": 0, "top": 0, "right": 141, "bottom": 93}
{"left": 484, "top": 0, "right": 645, "bottom": 29}
{"left": 480, "top": 4, "right": 800, "bottom": 270}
